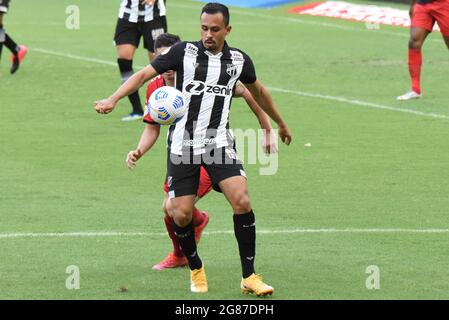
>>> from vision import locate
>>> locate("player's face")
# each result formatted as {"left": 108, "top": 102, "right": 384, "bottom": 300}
{"left": 200, "top": 12, "right": 231, "bottom": 53}
{"left": 156, "top": 46, "right": 175, "bottom": 82}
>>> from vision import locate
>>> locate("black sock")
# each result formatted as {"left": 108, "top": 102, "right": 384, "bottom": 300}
{"left": 117, "top": 58, "right": 143, "bottom": 114}
{"left": 234, "top": 211, "right": 256, "bottom": 278}
{"left": 173, "top": 220, "right": 202, "bottom": 270}
{"left": 4, "top": 33, "right": 19, "bottom": 55}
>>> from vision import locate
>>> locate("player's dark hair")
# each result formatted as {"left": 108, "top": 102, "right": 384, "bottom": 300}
{"left": 201, "top": 3, "right": 230, "bottom": 26}
{"left": 154, "top": 33, "right": 181, "bottom": 51}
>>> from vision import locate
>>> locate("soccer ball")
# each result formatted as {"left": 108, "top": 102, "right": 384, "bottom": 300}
{"left": 147, "top": 86, "right": 188, "bottom": 125}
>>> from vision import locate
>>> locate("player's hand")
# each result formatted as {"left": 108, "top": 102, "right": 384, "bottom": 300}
{"left": 278, "top": 125, "right": 292, "bottom": 146}
{"left": 94, "top": 98, "right": 117, "bottom": 114}
{"left": 141, "top": 0, "right": 156, "bottom": 6}
{"left": 126, "top": 149, "right": 143, "bottom": 169}
{"left": 262, "top": 129, "right": 278, "bottom": 154}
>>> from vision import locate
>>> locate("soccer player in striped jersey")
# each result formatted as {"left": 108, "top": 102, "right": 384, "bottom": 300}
{"left": 0, "top": 0, "right": 27, "bottom": 74}
{"left": 114, "top": 0, "right": 167, "bottom": 120}
{"left": 95, "top": 3, "right": 292, "bottom": 296}
{"left": 126, "top": 33, "right": 278, "bottom": 270}
{"left": 397, "top": 0, "right": 449, "bottom": 100}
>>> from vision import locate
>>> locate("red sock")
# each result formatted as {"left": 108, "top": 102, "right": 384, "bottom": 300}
{"left": 408, "top": 48, "right": 422, "bottom": 94}
{"left": 163, "top": 215, "right": 184, "bottom": 257}
{"left": 192, "top": 207, "right": 205, "bottom": 227}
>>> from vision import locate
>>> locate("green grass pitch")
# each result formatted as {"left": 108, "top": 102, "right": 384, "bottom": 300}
{"left": 1, "top": 0, "right": 449, "bottom": 299}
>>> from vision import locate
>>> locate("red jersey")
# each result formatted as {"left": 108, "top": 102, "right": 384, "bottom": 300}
{"left": 143, "top": 75, "right": 166, "bottom": 125}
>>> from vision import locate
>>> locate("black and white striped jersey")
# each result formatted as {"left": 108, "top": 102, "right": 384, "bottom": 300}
{"left": 118, "top": 0, "right": 167, "bottom": 23}
{"left": 151, "top": 40, "right": 257, "bottom": 156}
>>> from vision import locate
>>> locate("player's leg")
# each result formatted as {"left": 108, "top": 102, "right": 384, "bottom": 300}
{"left": 167, "top": 156, "right": 207, "bottom": 292}
{"left": 154, "top": 184, "right": 210, "bottom": 271}
{"left": 169, "top": 194, "right": 208, "bottom": 292}
{"left": 0, "top": 3, "right": 27, "bottom": 74}
{"left": 152, "top": 193, "right": 188, "bottom": 270}
{"left": 206, "top": 147, "right": 273, "bottom": 296}
{"left": 218, "top": 176, "right": 274, "bottom": 296}
{"left": 114, "top": 18, "right": 144, "bottom": 120}
{"left": 143, "top": 16, "right": 167, "bottom": 62}
{"left": 432, "top": 2, "right": 449, "bottom": 50}
{"left": 218, "top": 176, "right": 254, "bottom": 274}
{"left": 0, "top": 13, "right": 4, "bottom": 60}
{"left": 192, "top": 166, "right": 212, "bottom": 244}
{"left": 398, "top": 3, "right": 433, "bottom": 100}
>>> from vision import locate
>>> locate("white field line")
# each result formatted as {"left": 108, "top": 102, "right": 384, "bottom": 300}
{"left": 32, "top": 48, "right": 118, "bottom": 67}
{"left": 268, "top": 87, "right": 449, "bottom": 121}
{"left": 31, "top": 48, "right": 449, "bottom": 121}
{"left": 1, "top": 228, "right": 449, "bottom": 239}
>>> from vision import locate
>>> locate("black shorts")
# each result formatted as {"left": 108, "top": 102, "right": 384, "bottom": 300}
{"left": 0, "top": 0, "right": 10, "bottom": 14}
{"left": 166, "top": 147, "right": 247, "bottom": 198}
{"left": 113, "top": 17, "right": 167, "bottom": 52}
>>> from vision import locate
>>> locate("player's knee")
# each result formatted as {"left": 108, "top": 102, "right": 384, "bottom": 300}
{"left": 233, "top": 192, "right": 251, "bottom": 213}
{"left": 163, "top": 198, "right": 171, "bottom": 216}
{"left": 172, "top": 212, "right": 191, "bottom": 227}
{"left": 170, "top": 207, "right": 192, "bottom": 227}
{"left": 408, "top": 37, "right": 423, "bottom": 49}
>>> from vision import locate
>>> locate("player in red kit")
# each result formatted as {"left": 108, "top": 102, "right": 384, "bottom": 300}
{"left": 126, "top": 33, "right": 278, "bottom": 270}
{"left": 397, "top": 0, "right": 449, "bottom": 100}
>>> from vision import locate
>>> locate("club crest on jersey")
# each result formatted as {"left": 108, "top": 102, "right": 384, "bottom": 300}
{"left": 226, "top": 64, "right": 238, "bottom": 77}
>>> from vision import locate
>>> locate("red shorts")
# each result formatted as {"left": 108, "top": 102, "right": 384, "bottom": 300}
{"left": 163, "top": 166, "right": 212, "bottom": 198}
{"left": 412, "top": 0, "right": 449, "bottom": 36}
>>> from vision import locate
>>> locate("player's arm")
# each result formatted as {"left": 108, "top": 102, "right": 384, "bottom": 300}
{"left": 409, "top": 0, "right": 417, "bottom": 18}
{"left": 243, "top": 80, "right": 292, "bottom": 146}
{"left": 234, "top": 82, "right": 278, "bottom": 153}
{"left": 126, "top": 124, "right": 161, "bottom": 169}
{"left": 94, "top": 65, "right": 159, "bottom": 114}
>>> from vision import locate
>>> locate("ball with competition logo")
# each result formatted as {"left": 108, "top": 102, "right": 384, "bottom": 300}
{"left": 147, "top": 86, "right": 188, "bottom": 125}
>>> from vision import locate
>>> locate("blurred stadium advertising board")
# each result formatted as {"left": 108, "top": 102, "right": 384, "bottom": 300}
{"left": 289, "top": 1, "right": 441, "bottom": 32}
{"left": 195, "top": 0, "right": 301, "bottom": 8}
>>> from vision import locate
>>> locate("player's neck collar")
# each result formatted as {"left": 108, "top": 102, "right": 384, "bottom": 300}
{"left": 199, "top": 40, "right": 230, "bottom": 57}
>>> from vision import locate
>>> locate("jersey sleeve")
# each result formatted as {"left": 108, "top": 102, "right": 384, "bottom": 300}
{"left": 144, "top": 77, "right": 165, "bottom": 126}
{"left": 239, "top": 52, "right": 257, "bottom": 84}
{"left": 150, "top": 42, "right": 185, "bottom": 75}
{"left": 143, "top": 81, "right": 159, "bottom": 126}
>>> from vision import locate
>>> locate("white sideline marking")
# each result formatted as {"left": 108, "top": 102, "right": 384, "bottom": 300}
{"left": 32, "top": 48, "right": 118, "bottom": 67}
{"left": 31, "top": 48, "right": 449, "bottom": 121}
{"left": 1, "top": 228, "right": 449, "bottom": 239}
{"left": 268, "top": 87, "right": 449, "bottom": 121}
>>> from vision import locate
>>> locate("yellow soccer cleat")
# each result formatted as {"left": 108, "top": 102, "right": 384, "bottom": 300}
{"left": 241, "top": 273, "right": 274, "bottom": 296}
{"left": 190, "top": 266, "right": 208, "bottom": 293}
